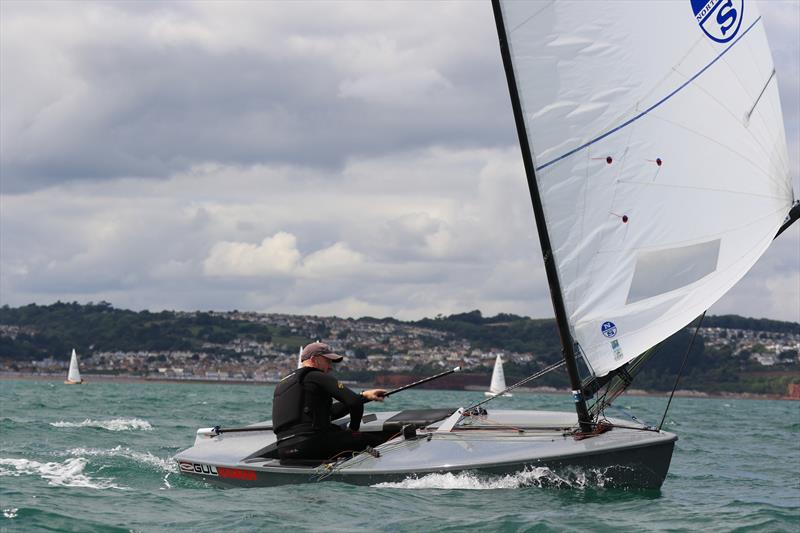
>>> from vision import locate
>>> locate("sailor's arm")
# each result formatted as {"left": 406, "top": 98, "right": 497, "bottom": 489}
{"left": 311, "top": 374, "right": 366, "bottom": 429}
{"left": 330, "top": 388, "right": 387, "bottom": 422}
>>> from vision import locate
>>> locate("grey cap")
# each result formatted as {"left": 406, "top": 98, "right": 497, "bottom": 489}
{"left": 300, "top": 342, "right": 343, "bottom": 362}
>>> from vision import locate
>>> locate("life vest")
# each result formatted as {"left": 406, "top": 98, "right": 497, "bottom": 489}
{"left": 272, "top": 367, "right": 318, "bottom": 434}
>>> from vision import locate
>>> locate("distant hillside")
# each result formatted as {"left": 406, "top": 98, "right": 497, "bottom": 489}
{"left": 1, "top": 302, "right": 797, "bottom": 395}
{"left": 412, "top": 310, "right": 563, "bottom": 364}
{"left": 700, "top": 314, "right": 799, "bottom": 334}
{"left": 0, "top": 301, "right": 271, "bottom": 361}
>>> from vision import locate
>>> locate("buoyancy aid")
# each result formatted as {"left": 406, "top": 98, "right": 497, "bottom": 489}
{"left": 272, "top": 367, "right": 318, "bottom": 434}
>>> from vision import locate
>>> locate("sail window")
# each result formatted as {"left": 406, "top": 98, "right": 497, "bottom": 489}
{"left": 626, "top": 239, "right": 721, "bottom": 304}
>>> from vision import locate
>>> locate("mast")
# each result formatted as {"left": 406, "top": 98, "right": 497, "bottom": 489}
{"left": 491, "top": 0, "right": 592, "bottom": 432}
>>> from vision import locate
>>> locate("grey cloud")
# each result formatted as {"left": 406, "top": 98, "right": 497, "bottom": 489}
{"left": 0, "top": 1, "right": 797, "bottom": 323}
{"left": 1, "top": 1, "right": 512, "bottom": 193}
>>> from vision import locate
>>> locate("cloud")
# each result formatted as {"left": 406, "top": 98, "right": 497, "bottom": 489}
{"left": 0, "top": 1, "right": 509, "bottom": 193}
{"left": 300, "top": 242, "right": 366, "bottom": 279}
{"left": 0, "top": 1, "right": 797, "bottom": 324}
{"left": 203, "top": 232, "right": 301, "bottom": 277}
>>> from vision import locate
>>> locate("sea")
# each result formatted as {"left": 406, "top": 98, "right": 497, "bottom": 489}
{"left": 1, "top": 379, "right": 798, "bottom": 532}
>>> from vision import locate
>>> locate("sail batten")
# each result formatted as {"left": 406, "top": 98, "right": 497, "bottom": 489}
{"left": 496, "top": 0, "right": 793, "bottom": 378}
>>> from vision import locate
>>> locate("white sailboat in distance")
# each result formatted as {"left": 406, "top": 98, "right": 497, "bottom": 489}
{"left": 64, "top": 348, "right": 83, "bottom": 385}
{"left": 485, "top": 354, "right": 512, "bottom": 397}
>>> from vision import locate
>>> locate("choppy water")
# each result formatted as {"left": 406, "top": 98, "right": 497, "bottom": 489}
{"left": 1, "top": 379, "right": 798, "bottom": 532}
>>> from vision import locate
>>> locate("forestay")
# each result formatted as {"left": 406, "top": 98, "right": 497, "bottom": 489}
{"left": 496, "top": 0, "right": 793, "bottom": 376}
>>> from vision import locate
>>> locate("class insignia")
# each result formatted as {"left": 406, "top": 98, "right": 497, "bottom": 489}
{"left": 691, "top": 0, "right": 744, "bottom": 44}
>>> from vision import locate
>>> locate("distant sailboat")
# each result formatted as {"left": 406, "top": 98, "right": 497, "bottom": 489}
{"left": 485, "top": 354, "right": 512, "bottom": 397}
{"left": 64, "top": 349, "right": 83, "bottom": 385}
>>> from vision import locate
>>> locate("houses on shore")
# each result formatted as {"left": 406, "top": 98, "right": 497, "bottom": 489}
{"left": 1, "top": 312, "right": 798, "bottom": 382}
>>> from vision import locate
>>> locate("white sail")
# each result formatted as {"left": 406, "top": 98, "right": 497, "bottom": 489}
{"left": 66, "top": 348, "right": 82, "bottom": 383}
{"left": 497, "top": 0, "right": 793, "bottom": 376}
{"left": 485, "top": 354, "right": 512, "bottom": 397}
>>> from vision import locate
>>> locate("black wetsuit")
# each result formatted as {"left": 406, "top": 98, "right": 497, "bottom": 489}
{"left": 272, "top": 368, "right": 384, "bottom": 462}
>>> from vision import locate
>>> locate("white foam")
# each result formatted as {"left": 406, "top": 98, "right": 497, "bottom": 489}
{"left": 372, "top": 466, "right": 613, "bottom": 490}
{"left": 3, "top": 508, "right": 18, "bottom": 518}
{"left": 373, "top": 467, "right": 570, "bottom": 490}
{"left": 0, "top": 457, "right": 125, "bottom": 490}
{"left": 50, "top": 418, "right": 153, "bottom": 431}
{"left": 63, "top": 446, "right": 176, "bottom": 473}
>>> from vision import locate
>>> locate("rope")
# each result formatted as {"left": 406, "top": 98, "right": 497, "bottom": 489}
{"left": 459, "top": 413, "right": 526, "bottom": 433}
{"left": 658, "top": 312, "right": 706, "bottom": 431}
{"left": 464, "top": 359, "right": 566, "bottom": 413}
{"left": 589, "top": 345, "right": 661, "bottom": 417}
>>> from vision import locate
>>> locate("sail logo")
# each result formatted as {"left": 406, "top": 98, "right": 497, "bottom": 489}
{"left": 691, "top": 0, "right": 744, "bottom": 43}
{"left": 601, "top": 322, "right": 617, "bottom": 338}
{"left": 179, "top": 461, "right": 219, "bottom": 476}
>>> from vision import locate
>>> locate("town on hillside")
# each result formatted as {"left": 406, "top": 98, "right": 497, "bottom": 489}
{"left": 1, "top": 303, "right": 798, "bottom": 396}
{"left": 2, "top": 311, "right": 490, "bottom": 382}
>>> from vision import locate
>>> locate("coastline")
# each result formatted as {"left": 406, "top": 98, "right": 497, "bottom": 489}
{"left": 1, "top": 371, "right": 794, "bottom": 401}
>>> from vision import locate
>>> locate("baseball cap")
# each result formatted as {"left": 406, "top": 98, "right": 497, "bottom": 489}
{"left": 300, "top": 342, "right": 344, "bottom": 362}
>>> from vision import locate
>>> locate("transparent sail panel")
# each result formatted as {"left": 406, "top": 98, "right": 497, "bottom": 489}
{"left": 498, "top": 0, "right": 793, "bottom": 376}
{"left": 627, "top": 240, "right": 720, "bottom": 304}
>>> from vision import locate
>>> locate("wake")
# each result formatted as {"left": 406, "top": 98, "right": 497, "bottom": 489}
{"left": 0, "top": 457, "right": 126, "bottom": 490}
{"left": 50, "top": 418, "right": 153, "bottom": 431}
{"left": 373, "top": 467, "right": 612, "bottom": 490}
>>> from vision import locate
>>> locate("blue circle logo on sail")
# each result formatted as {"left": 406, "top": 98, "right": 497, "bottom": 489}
{"left": 601, "top": 322, "right": 617, "bottom": 338}
{"left": 691, "top": 0, "right": 744, "bottom": 43}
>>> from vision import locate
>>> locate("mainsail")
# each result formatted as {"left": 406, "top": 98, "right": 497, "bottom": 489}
{"left": 66, "top": 348, "right": 82, "bottom": 383}
{"left": 494, "top": 0, "right": 793, "bottom": 378}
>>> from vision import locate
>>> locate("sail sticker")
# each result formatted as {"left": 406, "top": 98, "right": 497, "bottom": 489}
{"left": 691, "top": 0, "right": 744, "bottom": 43}
{"left": 179, "top": 461, "right": 218, "bottom": 476}
{"left": 610, "top": 339, "right": 624, "bottom": 361}
{"left": 600, "top": 322, "right": 617, "bottom": 338}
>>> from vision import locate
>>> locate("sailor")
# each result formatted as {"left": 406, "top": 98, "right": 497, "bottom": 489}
{"left": 272, "top": 342, "right": 387, "bottom": 462}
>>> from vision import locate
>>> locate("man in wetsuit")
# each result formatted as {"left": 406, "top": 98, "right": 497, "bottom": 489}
{"left": 272, "top": 342, "right": 387, "bottom": 462}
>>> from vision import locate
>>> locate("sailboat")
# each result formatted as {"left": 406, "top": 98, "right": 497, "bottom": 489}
{"left": 485, "top": 354, "right": 512, "bottom": 397}
{"left": 64, "top": 349, "right": 83, "bottom": 385}
{"left": 175, "top": 1, "right": 797, "bottom": 488}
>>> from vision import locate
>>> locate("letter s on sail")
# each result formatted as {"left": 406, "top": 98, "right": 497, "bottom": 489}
{"left": 691, "top": 0, "right": 744, "bottom": 44}
{"left": 716, "top": 0, "right": 737, "bottom": 35}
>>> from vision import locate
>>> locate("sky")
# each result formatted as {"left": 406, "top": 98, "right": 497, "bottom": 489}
{"left": 1, "top": 0, "right": 798, "bottom": 323}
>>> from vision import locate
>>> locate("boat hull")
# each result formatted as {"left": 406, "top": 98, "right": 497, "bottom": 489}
{"left": 178, "top": 438, "right": 674, "bottom": 489}
{"left": 175, "top": 409, "right": 676, "bottom": 489}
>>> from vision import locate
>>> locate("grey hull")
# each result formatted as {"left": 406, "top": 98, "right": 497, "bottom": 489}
{"left": 175, "top": 409, "right": 677, "bottom": 489}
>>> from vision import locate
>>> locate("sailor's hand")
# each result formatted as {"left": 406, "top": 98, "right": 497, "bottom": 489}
{"left": 362, "top": 389, "right": 387, "bottom": 402}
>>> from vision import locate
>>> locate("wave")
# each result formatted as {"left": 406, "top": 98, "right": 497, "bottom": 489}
{"left": 63, "top": 446, "right": 177, "bottom": 473}
{"left": 0, "top": 457, "right": 125, "bottom": 490}
{"left": 373, "top": 466, "right": 616, "bottom": 490}
{"left": 50, "top": 418, "right": 153, "bottom": 431}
